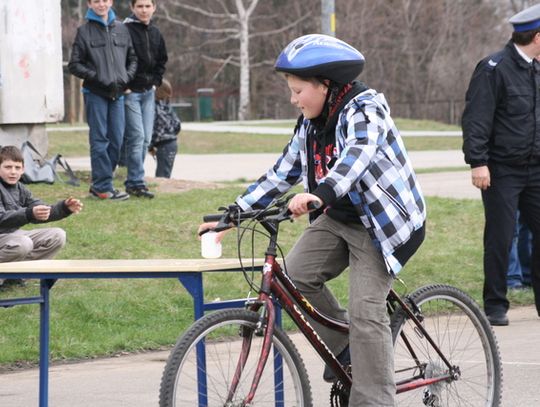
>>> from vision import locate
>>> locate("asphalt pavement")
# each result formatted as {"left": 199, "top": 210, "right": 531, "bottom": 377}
{"left": 3, "top": 148, "right": 540, "bottom": 406}
{"left": 66, "top": 149, "right": 480, "bottom": 200}
{"left": 0, "top": 306, "right": 538, "bottom": 406}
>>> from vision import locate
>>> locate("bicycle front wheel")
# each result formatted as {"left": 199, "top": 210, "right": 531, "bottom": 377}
{"left": 159, "top": 308, "right": 312, "bottom": 407}
{"left": 390, "top": 284, "right": 502, "bottom": 407}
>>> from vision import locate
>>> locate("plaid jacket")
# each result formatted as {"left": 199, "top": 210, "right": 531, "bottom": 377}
{"left": 236, "top": 89, "right": 426, "bottom": 274}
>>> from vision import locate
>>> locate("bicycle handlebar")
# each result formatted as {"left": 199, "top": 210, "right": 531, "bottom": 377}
{"left": 201, "top": 194, "right": 321, "bottom": 234}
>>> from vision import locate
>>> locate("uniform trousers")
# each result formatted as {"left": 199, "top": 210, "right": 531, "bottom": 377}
{"left": 482, "top": 162, "right": 540, "bottom": 316}
{"left": 285, "top": 214, "right": 395, "bottom": 406}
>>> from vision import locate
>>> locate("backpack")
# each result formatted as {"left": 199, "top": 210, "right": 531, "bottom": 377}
{"left": 20, "top": 141, "right": 80, "bottom": 186}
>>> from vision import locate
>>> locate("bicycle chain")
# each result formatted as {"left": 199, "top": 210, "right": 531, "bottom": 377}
{"left": 329, "top": 380, "right": 349, "bottom": 407}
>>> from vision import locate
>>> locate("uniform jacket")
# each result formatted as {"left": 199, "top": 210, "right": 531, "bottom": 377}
{"left": 236, "top": 89, "right": 426, "bottom": 275}
{"left": 124, "top": 15, "right": 168, "bottom": 92}
{"left": 462, "top": 41, "right": 540, "bottom": 167}
{"left": 0, "top": 181, "right": 71, "bottom": 235}
{"left": 150, "top": 100, "right": 181, "bottom": 148}
{"left": 68, "top": 9, "right": 138, "bottom": 100}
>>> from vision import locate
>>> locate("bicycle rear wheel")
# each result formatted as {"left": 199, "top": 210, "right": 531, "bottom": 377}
{"left": 390, "top": 284, "right": 502, "bottom": 406}
{"left": 159, "top": 308, "right": 312, "bottom": 407}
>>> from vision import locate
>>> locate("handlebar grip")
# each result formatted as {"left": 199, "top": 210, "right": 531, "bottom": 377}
{"left": 203, "top": 214, "right": 224, "bottom": 222}
{"left": 307, "top": 200, "right": 322, "bottom": 211}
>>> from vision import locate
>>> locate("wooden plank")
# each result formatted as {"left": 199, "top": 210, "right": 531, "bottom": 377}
{"left": 0, "top": 259, "right": 265, "bottom": 274}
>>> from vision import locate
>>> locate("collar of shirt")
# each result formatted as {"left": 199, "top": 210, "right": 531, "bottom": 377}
{"left": 514, "top": 43, "right": 533, "bottom": 64}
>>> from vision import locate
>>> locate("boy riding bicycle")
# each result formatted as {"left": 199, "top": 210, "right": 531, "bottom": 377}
{"left": 199, "top": 34, "right": 426, "bottom": 406}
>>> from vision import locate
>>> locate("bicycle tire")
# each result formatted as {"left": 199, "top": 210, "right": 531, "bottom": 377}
{"left": 159, "top": 308, "right": 313, "bottom": 407}
{"left": 390, "top": 284, "right": 502, "bottom": 407}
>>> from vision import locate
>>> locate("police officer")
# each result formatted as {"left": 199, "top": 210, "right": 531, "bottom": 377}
{"left": 462, "top": 3, "right": 540, "bottom": 326}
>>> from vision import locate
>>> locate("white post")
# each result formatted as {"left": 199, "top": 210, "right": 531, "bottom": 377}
{"left": 321, "top": 0, "right": 335, "bottom": 37}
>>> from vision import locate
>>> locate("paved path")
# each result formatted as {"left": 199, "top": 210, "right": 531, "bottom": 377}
{"left": 0, "top": 306, "right": 538, "bottom": 406}
{"left": 67, "top": 150, "right": 479, "bottom": 200}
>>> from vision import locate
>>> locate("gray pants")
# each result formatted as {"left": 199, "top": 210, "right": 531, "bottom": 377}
{"left": 285, "top": 214, "right": 395, "bottom": 406}
{"left": 0, "top": 228, "right": 66, "bottom": 284}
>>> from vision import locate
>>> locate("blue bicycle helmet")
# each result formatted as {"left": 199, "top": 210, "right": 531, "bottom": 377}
{"left": 275, "top": 34, "right": 365, "bottom": 84}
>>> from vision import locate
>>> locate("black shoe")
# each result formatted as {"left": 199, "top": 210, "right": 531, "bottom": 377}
{"left": 323, "top": 345, "right": 350, "bottom": 382}
{"left": 486, "top": 311, "right": 509, "bottom": 326}
{"left": 126, "top": 186, "right": 154, "bottom": 199}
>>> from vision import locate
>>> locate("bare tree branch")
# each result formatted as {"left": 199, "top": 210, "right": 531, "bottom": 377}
{"left": 159, "top": 5, "right": 239, "bottom": 34}
{"left": 169, "top": 0, "right": 236, "bottom": 20}
{"left": 251, "top": 12, "right": 312, "bottom": 38}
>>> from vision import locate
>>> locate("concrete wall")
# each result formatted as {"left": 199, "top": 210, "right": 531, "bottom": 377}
{"left": 0, "top": 1, "right": 63, "bottom": 152}
{"left": 0, "top": 0, "right": 64, "bottom": 124}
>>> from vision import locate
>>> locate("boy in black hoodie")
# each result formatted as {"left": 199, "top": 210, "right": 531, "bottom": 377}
{"left": 123, "top": 0, "right": 168, "bottom": 198}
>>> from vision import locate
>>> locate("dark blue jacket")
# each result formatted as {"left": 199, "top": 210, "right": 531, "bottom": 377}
{"left": 462, "top": 41, "right": 540, "bottom": 167}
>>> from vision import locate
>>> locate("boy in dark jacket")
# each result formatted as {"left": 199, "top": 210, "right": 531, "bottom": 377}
{"left": 68, "top": 0, "right": 137, "bottom": 201}
{"left": 123, "top": 0, "right": 168, "bottom": 198}
{"left": 0, "top": 146, "right": 83, "bottom": 286}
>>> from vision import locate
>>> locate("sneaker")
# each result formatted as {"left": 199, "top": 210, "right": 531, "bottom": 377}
{"left": 89, "top": 188, "right": 129, "bottom": 201}
{"left": 323, "top": 345, "right": 350, "bottom": 382}
{"left": 126, "top": 186, "right": 154, "bottom": 199}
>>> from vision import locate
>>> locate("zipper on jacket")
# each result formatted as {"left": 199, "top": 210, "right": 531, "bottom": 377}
{"left": 145, "top": 29, "right": 152, "bottom": 69}
{"left": 376, "top": 184, "right": 410, "bottom": 220}
{"left": 105, "top": 24, "right": 118, "bottom": 99}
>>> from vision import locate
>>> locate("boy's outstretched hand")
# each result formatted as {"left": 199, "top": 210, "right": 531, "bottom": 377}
{"left": 65, "top": 197, "right": 83, "bottom": 214}
{"left": 32, "top": 205, "right": 52, "bottom": 221}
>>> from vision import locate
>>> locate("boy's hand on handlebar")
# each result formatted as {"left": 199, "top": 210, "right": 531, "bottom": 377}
{"left": 288, "top": 193, "right": 322, "bottom": 217}
{"left": 197, "top": 222, "right": 230, "bottom": 243}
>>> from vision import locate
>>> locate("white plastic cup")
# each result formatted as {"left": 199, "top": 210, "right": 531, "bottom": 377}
{"left": 201, "top": 231, "right": 222, "bottom": 259}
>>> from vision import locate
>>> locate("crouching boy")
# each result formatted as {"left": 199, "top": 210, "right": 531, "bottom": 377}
{"left": 0, "top": 146, "right": 83, "bottom": 286}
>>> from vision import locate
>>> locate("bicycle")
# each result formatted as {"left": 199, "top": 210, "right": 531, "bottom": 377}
{"left": 159, "top": 195, "right": 502, "bottom": 406}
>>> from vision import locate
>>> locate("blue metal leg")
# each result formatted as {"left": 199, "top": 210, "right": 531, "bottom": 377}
{"left": 39, "top": 279, "right": 56, "bottom": 407}
{"left": 178, "top": 273, "right": 204, "bottom": 320}
{"left": 178, "top": 273, "right": 208, "bottom": 406}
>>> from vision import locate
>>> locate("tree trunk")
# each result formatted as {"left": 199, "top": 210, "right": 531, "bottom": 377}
{"left": 237, "top": 18, "right": 250, "bottom": 120}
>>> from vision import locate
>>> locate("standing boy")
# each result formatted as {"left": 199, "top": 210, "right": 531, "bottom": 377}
{"left": 68, "top": 0, "right": 137, "bottom": 201}
{"left": 462, "top": 3, "right": 540, "bottom": 325}
{"left": 149, "top": 79, "right": 180, "bottom": 178}
{"left": 123, "top": 0, "right": 168, "bottom": 198}
{"left": 0, "top": 146, "right": 83, "bottom": 286}
{"left": 200, "top": 34, "right": 426, "bottom": 406}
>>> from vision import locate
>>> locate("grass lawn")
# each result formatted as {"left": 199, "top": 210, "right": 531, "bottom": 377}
{"left": 0, "top": 180, "right": 534, "bottom": 367}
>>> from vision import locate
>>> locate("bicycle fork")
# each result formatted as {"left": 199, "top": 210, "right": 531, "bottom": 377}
{"left": 225, "top": 294, "right": 276, "bottom": 406}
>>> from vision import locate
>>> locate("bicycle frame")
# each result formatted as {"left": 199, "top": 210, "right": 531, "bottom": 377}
{"left": 205, "top": 203, "right": 460, "bottom": 405}
{"left": 241, "top": 255, "right": 458, "bottom": 397}
{"left": 228, "top": 234, "right": 458, "bottom": 404}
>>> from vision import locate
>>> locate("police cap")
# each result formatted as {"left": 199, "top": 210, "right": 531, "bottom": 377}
{"left": 509, "top": 4, "right": 540, "bottom": 32}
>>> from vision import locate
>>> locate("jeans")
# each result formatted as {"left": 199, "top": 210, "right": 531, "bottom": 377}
{"left": 84, "top": 92, "right": 125, "bottom": 193}
{"left": 507, "top": 213, "right": 532, "bottom": 287}
{"left": 155, "top": 139, "right": 177, "bottom": 178}
{"left": 124, "top": 89, "right": 155, "bottom": 188}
